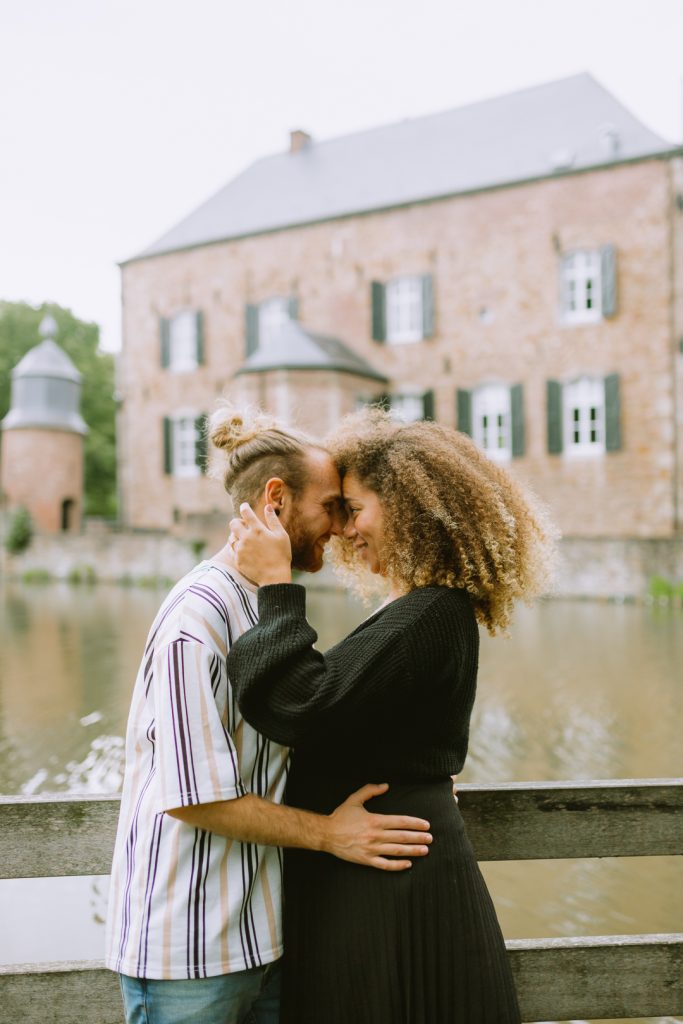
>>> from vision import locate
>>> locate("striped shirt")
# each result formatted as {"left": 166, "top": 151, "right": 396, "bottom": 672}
{"left": 105, "top": 560, "right": 289, "bottom": 980}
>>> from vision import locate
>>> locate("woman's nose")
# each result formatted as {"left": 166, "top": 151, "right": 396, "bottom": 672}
{"left": 343, "top": 519, "right": 356, "bottom": 539}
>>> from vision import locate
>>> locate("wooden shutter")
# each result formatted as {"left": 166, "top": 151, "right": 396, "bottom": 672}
{"left": 195, "top": 311, "right": 204, "bottom": 366}
{"left": 160, "top": 318, "right": 171, "bottom": 368}
{"left": 547, "top": 380, "right": 563, "bottom": 454}
{"left": 601, "top": 245, "right": 618, "bottom": 318}
{"left": 288, "top": 296, "right": 299, "bottom": 321}
{"left": 245, "top": 304, "right": 259, "bottom": 357}
{"left": 195, "top": 413, "right": 208, "bottom": 472}
{"left": 422, "top": 389, "right": 435, "bottom": 421}
{"left": 371, "top": 282, "right": 386, "bottom": 343}
{"left": 456, "top": 389, "right": 472, "bottom": 436}
{"left": 604, "top": 374, "right": 622, "bottom": 451}
{"left": 511, "top": 383, "right": 525, "bottom": 457}
{"left": 421, "top": 274, "right": 435, "bottom": 338}
{"left": 163, "top": 417, "right": 173, "bottom": 475}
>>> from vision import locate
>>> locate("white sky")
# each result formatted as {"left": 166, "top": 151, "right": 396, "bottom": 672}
{"left": 1, "top": 0, "right": 682, "bottom": 353}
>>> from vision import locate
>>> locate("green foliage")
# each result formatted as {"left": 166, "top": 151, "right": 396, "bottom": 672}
{"left": 189, "top": 538, "right": 206, "bottom": 559}
{"left": 0, "top": 300, "right": 117, "bottom": 517}
{"left": 20, "top": 568, "right": 53, "bottom": 584}
{"left": 4, "top": 507, "right": 33, "bottom": 554}
{"left": 66, "top": 564, "right": 97, "bottom": 585}
{"left": 648, "top": 575, "right": 683, "bottom": 603}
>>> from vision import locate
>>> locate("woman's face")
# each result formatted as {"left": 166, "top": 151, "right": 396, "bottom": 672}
{"left": 341, "top": 473, "right": 385, "bottom": 575}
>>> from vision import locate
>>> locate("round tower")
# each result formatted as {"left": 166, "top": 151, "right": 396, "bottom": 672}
{"left": 1, "top": 315, "right": 88, "bottom": 533}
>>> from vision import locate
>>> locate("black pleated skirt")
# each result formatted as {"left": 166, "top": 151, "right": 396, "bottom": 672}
{"left": 281, "top": 775, "right": 521, "bottom": 1024}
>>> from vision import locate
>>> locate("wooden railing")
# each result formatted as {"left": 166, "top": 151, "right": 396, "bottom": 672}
{"left": 1, "top": 779, "right": 681, "bottom": 1023}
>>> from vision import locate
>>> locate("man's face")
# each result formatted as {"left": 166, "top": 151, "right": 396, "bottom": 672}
{"left": 280, "top": 450, "right": 344, "bottom": 573}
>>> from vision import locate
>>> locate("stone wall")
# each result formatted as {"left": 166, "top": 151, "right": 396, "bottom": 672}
{"left": 2, "top": 521, "right": 682, "bottom": 599}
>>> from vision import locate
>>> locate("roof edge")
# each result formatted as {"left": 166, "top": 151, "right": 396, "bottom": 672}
{"left": 234, "top": 363, "right": 389, "bottom": 383}
{"left": 120, "top": 147, "right": 683, "bottom": 267}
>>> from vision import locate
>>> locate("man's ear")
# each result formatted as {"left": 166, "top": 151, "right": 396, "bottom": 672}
{"left": 263, "top": 477, "right": 286, "bottom": 512}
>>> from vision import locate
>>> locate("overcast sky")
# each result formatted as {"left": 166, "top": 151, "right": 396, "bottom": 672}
{"left": 1, "top": 0, "right": 682, "bottom": 353}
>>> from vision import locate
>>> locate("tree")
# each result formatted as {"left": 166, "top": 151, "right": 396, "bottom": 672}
{"left": 0, "top": 301, "right": 117, "bottom": 517}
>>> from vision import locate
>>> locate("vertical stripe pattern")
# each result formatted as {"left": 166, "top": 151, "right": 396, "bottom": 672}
{"left": 105, "top": 561, "right": 288, "bottom": 980}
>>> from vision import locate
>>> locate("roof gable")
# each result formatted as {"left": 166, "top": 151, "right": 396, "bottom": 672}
{"left": 132, "top": 74, "right": 676, "bottom": 262}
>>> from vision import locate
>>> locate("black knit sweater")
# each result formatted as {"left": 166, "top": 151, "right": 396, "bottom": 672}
{"left": 227, "top": 583, "right": 480, "bottom": 784}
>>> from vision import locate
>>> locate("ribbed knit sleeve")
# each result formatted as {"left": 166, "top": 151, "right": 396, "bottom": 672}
{"left": 227, "top": 583, "right": 478, "bottom": 755}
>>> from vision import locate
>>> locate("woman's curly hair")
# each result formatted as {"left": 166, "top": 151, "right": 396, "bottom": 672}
{"left": 327, "top": 408, "right": 559, "bottom": 635}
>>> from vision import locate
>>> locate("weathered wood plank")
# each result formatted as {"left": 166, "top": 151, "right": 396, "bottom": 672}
{"left": 458, "top": 778, "right": 683, "bottom": 860}
{"left": 0, "top": 795, "right": 119, "bottom": 878}
{"left": 1, "top": 780, "right": 681, "bottom": 878}
{"left": 0, "top": 961, "right": 123, "bottom": 1024}
{"left": 508, "top": 933, "right": 683, "bottom": 1021}
{"left": 2, "top": 936, "right": 682, "bottom": 1024}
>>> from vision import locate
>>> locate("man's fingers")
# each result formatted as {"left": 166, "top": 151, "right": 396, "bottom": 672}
{"left": 372, "top": 858, "right": 413, "bottom": 872}
{"left": 373, "top": 830, "right": 432, "bottom": 845}
{"left": 368, "top": 813, "right": 431, "bottom": 832}
{"left": 377, "top": 844, "right": 430, "bottom": 857}
{"left": 346, "top": 782, "right": 389, "bottom": 805}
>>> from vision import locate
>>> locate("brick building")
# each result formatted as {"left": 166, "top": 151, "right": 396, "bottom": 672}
{"left": 118, "top": 74, "right": 683, "bottom": 548}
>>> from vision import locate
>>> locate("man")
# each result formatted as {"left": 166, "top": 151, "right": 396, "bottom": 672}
{"left": 106, "top": 429, "right": 432, "bottom": 1024}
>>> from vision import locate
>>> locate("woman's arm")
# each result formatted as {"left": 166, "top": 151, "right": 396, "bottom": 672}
{"left": 227, "top": 582, "right": 412, "bottom": 745}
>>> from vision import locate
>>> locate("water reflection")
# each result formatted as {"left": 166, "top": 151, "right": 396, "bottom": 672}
{"left": 1, "top": 580, "right": 682, "bottom": 1024}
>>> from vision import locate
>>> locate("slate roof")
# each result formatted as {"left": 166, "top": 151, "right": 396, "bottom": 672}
{"left": 12, "top": 339, "right": 81, "bottom": 383}
{"left": 129, "top": 74, "right": 677, "bottom": 264}
{"left": 235, "top": 319, "right": 388, "bottom": 381}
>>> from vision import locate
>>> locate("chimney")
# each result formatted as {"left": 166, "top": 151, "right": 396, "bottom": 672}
{"left": 290, "top": 129, "right": 312, "bottom": 154}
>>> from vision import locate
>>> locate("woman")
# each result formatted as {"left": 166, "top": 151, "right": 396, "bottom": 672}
{"left": 227, "top": 409, "right": 557, "bottom": 1024}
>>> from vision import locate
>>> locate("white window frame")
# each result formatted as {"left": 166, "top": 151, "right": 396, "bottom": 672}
{"left": 561, "top": 250, "right": 602, "bottom": 324}
{"left": 472, "top": 384, "right": 512, "bottom": 462}
{"left": 168, "top": 311, "right": 198, "bottom": 373}
{"left": 386, "top": 277, "right": 423, "bottom": 344}
{"left": 387, "top": 392, "right": 426, "bottom": 423}
{"left": 258, "top": 297, "right": 291, "bottom": 347}
{"left": 563, "top": 377, "right": 605, "bottom": 456}
{"left": 172, "top": 413, "right": 201, "bottom": 478}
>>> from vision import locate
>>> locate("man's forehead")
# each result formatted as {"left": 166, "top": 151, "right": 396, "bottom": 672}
{"left": 304, "top": 449, "right": 341, "bottom": 497}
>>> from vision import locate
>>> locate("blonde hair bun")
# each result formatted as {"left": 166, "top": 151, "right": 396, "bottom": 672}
{"left": 209, "top": 404, "right": 280, "bottom": 454}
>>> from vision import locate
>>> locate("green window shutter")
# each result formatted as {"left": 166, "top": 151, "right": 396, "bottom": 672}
{"left": 547, "top": 380, "right": 563, "bottom": 454}
{"left": 604, "top": 373, "right": 622, "bottom": 451}
{"left": 195, "top": 311, "right": 204, "bottom": 366}
{"left": 163, "top": 417, "right": 173, "bottom": 475}
{"left": 288, "top": 296, "right": 299, "bottom": 321}
{"left": 456, "top": 389, "right": 472, "bottom": 436}
{"left": 422, "top": 389, "right": 435, "bottom": 421}
{"left": 245, "top": 304, "right": 259, "bottom": 357}
{"left": 195, "top": 413, "right": 208, "bottom": 472}
{"left": 421, "top": 274, "right": 435, "bottom": 338}
{"left": 601, "top": 245, "right": 618, "bottom": 317}
{"left": 511, "top": 383, "right": 525, "bottom": 457}
{"left": 160, "top": 317, "right": 171, "bottom": 368}
{"left": 371, "top": 282, "right": 386, "bottom": 343}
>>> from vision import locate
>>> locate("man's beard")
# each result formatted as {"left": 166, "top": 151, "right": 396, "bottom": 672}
{"left": 287, "top": 512, "right": 325, "bottom": 573}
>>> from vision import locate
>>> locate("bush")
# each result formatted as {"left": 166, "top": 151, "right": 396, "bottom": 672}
{"left": 5, "top": 507, "right": 33, "bottom": 554}
{"left": 21, "top": 568, "right": 52, "bottom": 584}
{"left": 67, "top": 565, "right": 97, "bottom": 585}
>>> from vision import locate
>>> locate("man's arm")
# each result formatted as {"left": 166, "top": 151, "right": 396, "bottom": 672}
{"left": 167, "top": 781, "right": 432, "bottom": 873}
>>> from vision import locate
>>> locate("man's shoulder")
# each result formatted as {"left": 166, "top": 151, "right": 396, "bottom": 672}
{"left": 153, "top": 562, "right": 258, "bottom": 648}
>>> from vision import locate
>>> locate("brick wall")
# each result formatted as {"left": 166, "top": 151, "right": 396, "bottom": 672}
{"left": 119, "top": 157, "right": 680, "bottom": 539}
{"left": 1, "top": 428, "right": 84, "bottom": 533}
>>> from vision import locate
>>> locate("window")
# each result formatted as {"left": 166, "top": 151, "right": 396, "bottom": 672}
{"left": 358, "top": 391, "right": 434, "bottom": 422}
{"left": 371, "top": 275, "right": 434, "bottom": 344}
{"left": 163, "top": 413, "right": 208, "bottom": 478}
{"left": 245, "top": 297, "right": 298, "bottom": 356}
{"left": 547, "top": 375, "right": 621, "bottom": 455}
{"left": 472, "top": 385, "right": 512, "bottom": 461}
{"left": 386, "top": 278, "right": 424, "bottom": 344}
{"left": 560, "top": 245, "right": 617, "bottom": 324}
{"left": 457, "top": 384, "right": 524, "bottom": 459}
{"left": 259, "top": 298, "right": 291, "bottom": 347}
{"left": 563, "top": 377, "right": 605, "bottom": 454}
{"left": 160, "top": 311, "right": 204, "bottom": 372}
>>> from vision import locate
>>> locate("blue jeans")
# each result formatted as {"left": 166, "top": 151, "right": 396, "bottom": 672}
{"left": 118, "top": 959, "right": 281, "bottom": 1024}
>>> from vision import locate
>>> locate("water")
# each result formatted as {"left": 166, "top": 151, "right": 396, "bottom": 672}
{"left": 1, "top": 580, "right": 681, "bottom": 1022}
